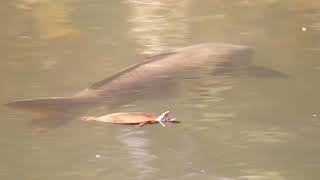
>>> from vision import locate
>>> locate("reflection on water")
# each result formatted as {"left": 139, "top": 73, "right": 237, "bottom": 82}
{"left": 235, "top": 170, "right": 286, "bottom": 180}
{"left": 127, "top": 0, "right": 190, "bottom": 54}
{"left": 17, "top": 0, "right": 81, "bottom": 40}
{"left": 117, "top": 129, "right": 158, "bottom": 179}
{"left": 241, "top": 128, "right": 293, "bottom": 143}
{"left": 291, "top": 0, "right": 320, "bottom": 13}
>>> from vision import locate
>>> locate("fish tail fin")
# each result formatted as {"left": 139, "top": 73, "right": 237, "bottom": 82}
{"left": 6, "top": 97, "right": 96, "bottom": 132}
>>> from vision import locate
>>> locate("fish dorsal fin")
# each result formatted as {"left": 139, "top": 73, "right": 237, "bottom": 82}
{"left": 89, "top": 51, "right": 177, "bottom": 90}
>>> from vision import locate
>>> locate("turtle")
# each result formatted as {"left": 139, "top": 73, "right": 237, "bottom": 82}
{"left": 81, "top": 111, "right": 179, "bottom": 127}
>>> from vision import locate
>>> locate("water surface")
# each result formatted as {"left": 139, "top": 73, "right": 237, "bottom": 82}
{"left": 1, "top": 0, "right": 320, "bottom": 179}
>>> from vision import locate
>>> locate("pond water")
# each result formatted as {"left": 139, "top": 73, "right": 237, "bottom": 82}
{"left": 1, "top": 0, "right": 320, "bottom": 180}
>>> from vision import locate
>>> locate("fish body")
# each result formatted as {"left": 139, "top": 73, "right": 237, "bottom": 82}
{"left": 74, "top": 43, "right": 253, "bottom": 99}
{"left": 7, "top": 43, "right": 253, "bottom": 112}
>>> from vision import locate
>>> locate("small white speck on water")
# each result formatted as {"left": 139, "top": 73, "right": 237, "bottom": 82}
{"left": 95, "top": 154, "right": 101, "bottom": 158}
{"left": 302, "top": 27, "right": 307, "bottom": 31}
{"left": 20, "top": 35, "right": 32, "bottom": 39}
{"left": 312, "top": 114, "right": 317, "bottom": 117}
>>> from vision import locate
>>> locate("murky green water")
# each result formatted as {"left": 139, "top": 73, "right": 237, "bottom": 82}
{"left": 1, "top": 0, "right": 320, "bottom": 179}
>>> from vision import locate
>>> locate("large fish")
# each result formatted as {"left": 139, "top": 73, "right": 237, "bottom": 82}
{"left": 7, "top": 43, "right": 253, "bottom": 111}
{"left": 6, "top": 43, "right": 257, "bottom": 128}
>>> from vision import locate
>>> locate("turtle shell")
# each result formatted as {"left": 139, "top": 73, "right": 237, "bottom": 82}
{"left": 99, "top": 112, "right": 157, "bottom": 124}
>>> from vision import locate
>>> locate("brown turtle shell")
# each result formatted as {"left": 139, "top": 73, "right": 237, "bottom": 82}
{"left": 89, "top": 112, "right": 157, "bottom": 124}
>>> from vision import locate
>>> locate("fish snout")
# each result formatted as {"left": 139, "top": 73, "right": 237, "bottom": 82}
{"left": 215, "top": 45, "right": 254, "bottom": 68}
{"left": 229, "top": 45, "right": 254, "bottom": 67}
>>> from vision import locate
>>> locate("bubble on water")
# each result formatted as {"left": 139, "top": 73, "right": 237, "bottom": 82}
{"left": 302, "top": 27, "right": 307, "bottom": 31}
{"left": 95, "top": 154, "right": 101, "bottom": 158}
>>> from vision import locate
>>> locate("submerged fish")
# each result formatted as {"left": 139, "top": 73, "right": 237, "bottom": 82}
{"left": 7, "top": 43, "right": 253, "bottom": 112}
{"left": 6, "top": 43, "right": 256, "bottom": 128}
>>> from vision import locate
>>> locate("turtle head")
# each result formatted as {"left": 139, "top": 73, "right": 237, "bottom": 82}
{"left": 155, "top": 111, "right": 179, "bottom": 127}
